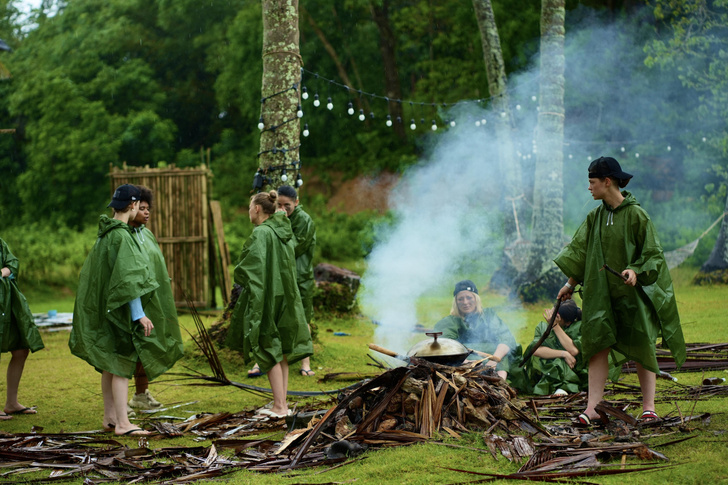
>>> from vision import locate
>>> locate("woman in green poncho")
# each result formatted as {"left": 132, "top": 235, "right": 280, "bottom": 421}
{"left": 248, "top": 185, "right": 317, "bottom": 378}
{"left": 0, "top": 238, "right": 44, "bottom": 420}
{"left": 127, "top": 186, "right": 184, "bottom": 411}
{"left": 522, "top": 299, "right": 587, "bottom": 396}
{"left": 69, "top": 184, "right": 156, "bottom": 436}
{"left": 227, "top": 190, "right": 313, "bottom": 419}
{"left": 554, "top": 157, "right": 685, "bottom": 426}
{"left": 433, "top": 280, "right": 522, "bottom": 381}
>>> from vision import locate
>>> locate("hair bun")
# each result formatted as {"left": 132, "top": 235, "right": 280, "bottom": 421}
{"left": 268, "top": 190, "right": 278, "bottom": 200}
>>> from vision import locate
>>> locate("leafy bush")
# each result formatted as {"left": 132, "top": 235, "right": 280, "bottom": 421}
{"left": 2, "top": 223, "right": 96, "bottom": 289}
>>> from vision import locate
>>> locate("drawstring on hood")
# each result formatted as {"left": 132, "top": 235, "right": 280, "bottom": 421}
{"left": 606, "top": 211, "right": 614, "bottom": 226}
{"left": 133, "top": 226, "right": 146, "bottom": 244}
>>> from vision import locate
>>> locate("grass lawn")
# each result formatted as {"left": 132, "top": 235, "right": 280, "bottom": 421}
{"left": 2, "top": 265, "right": 727, "bottom": 484}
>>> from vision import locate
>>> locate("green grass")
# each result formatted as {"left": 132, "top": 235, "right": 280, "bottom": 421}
{"left": 3, "top": 265, "right": 728, "bottom": 484}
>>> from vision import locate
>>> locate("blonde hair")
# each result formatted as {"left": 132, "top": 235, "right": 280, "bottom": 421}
{"left": 251, "top": 190, "right": 278, "bottom": 214}
{"left": 450, "top": 291, "right": 484, "bottom": 317}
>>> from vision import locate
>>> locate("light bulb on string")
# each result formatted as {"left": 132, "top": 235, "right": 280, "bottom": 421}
{"left": 621, "top": 146, "right": 625, "bottom": 152}
{"left": 257, "top": 117, "right": 264, "bottom": 130}
{"left": 481, "top": 119, "right": 487, "bottom": 125}
{"left": 475, "top": 120, "right": 481, "bottom": 127}
{"left": 667, "top": 145, "right": 671, "bottom": 151}
{"left": 296, "top": 173, "right": 303, "bottom": 187}
{"left": 369, "top": 111, "right": 375, "bottom": 119}
{"left": 531, "top": 95, "right": 537, "bottom": 102}
{"left": 702, "top": 137, "right": 707, "bottom": 142}
{"left": 302, "top": 86, "right": 308, "bottom": 100}
{"left": 296, "top": 105, "right": 303, "bottom": 118}
{"left": 281, "top": 169, "right": 288, "bottom": 182}
{"left": 386, "top": 114, "right": 393, "bottom": 127}
{"left": 500, "top": 112, "right": 506, "bottom": 118}
{"left": 313, "top": 94, "right": 320, "bottom": 107}
{"left": 431, "top": 120, "right": 437, "bottom": 131}
{"left": 410, "top": 119, "right": 416, "bottom": 130}
{"left": 449, "top": 120, "right": 456, "bottom": 127}
{"left": 568, "top": 154, "right": 573, "bottom": 159}
{"left": 516, "top": 104, "right": 521, "bottom": 110}
{"left": 359, "top": 109, "right": 365, "bottom": 121}
{"left": 635, "top": 153, "right": 640, "bottom": 158}
{"left": 397, "top": 116, "right": 402, "bottom": 124}
{"left": 347, "top": 102, "right": 354, "bottom": 115}
{"left": 327, "top": 97, "right": 333, "bottom": 110}
{"left": 303, "top": 123, "right": 309, "bottom": 137}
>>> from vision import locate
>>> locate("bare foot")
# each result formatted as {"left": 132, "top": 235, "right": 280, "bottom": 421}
{"left": 3, "top": 405, "right": 37, "bottom": 415}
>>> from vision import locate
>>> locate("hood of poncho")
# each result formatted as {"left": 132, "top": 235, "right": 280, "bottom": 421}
{"left": 263, "top": 212, "right": 293, "bottom": 244}
{"left": 97, "top": 214, "right": 131, "bottom": 238}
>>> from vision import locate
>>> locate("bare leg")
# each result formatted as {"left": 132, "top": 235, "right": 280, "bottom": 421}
{"left": 300, "top": 325, "right": 314, "bottom": 375}
{"left": 4, "top": 349, "right": 33, "bottom": 414}
{"left": 636, "top": 363, "right": 656, "bottom": 413}
{"left": 266, "top": 358, "right": 289, "bottom": 416}
{"left": 497, "top": 370, "right": 507, "bottom": 380}
{"left": 133, "top": 361, "right": 149, "bottom": 395}
{"left": 101, "top": 371, "right": 117, "bottom": 428}
{"left": 110, "top": 373, "right": 149, "bottom": 436}
{"left": 584, "top": 348, "right": 610, "bottom": 419}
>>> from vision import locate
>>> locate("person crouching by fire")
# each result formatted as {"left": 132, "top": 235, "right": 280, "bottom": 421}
{"left": 521, "top": 299, "right": 587, "bottom": 396}
{"left": 434, "top": 280, "right": 523, "bottom": 382}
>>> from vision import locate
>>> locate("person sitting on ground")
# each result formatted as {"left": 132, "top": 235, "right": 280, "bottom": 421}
{"left": 0, "top": 238, "right": 44, "bottom": 420}
{"left": 433, "top": 280, "right": 522, "bottom": 380}
{"left": 249, "top": 184, "right": 317, "bottom": 378}
{"left": 227, "top": 191, "right": 313, "bottom": 419}
{"left": 69, "top": 184, "right": 155, "bottom": 436}
{"left": 521, "top": 299, "right": 587, "bottom": 396}
{"left": 127, "top": 185, "right": 184, "bottom": 412}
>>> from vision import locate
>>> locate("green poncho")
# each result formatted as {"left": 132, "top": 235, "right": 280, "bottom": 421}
{"left": 131, "top": 226, "right": 184, "bottom": 378}
{"left": 522, "top": 321, "right": 588, "bottom": 395}
{"left": 69, "top": 215, "right": 160, "bottom": 379}
{"left": 226, "top": 212, "right": 313, "bottom": 373}
{"left": 433, "top": 309, "right": 523, "bottom": 375}
{"left": 289, "top": 205, "right": 316, "bottom": 323}
{"left": 553, "top": 191, "right": 686, "bottom": 374}
{"left": 0, "top": 239, "right": 44, "bottom": 353}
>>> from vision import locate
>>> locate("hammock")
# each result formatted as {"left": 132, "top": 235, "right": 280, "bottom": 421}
{"left": 664, "top": 212, "right": 726, "bottom": 269}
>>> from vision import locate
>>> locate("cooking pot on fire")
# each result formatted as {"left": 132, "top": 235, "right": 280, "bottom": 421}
{"left": 368, "top": 332, "right": 500, "bottom": 367}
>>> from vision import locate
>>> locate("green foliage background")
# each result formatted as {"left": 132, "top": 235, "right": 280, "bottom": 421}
{"left": 0, "top": 0, "right": 727, "bottom": 281}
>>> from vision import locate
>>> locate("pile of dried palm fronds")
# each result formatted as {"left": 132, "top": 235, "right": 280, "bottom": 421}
{"left": 622, "top": 342, "right": 728, "bottom": 373}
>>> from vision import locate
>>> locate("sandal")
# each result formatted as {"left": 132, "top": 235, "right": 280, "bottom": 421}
{"left": 640, "top": 410, "right": 660, "bottom": 422}
{"left": 0, "top": 413, "right": 12, "bottom": 421}
{"left": 300, "top": 368, "right": 315, "bottom": 376}
{"left": 247, "top": 364, "right": 263, "bottom": 378}
{"left": 574, "top": 413, "right": 592, "bottom": 426}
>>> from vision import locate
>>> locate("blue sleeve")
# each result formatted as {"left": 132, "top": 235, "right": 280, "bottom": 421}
{"left": 128, "top": 297, "right": 146, "bottom": 321}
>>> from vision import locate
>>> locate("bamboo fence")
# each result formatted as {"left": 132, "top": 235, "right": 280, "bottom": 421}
{"left": 109, "top": 163, "right": 224, "bottom": 307}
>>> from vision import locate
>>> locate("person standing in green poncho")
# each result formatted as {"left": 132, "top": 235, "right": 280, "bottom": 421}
{"left": 434, "top": 280, "right": 522, "bottom": 381}
{"left": 227, "top": 190, "right": 313, "bottom": 419}
{"left": 554, "top": 157, "right": 686, "bottom": 426}
{"left": 248, "top": 185, "right": 317, "bottom": 378}
{"left": 522, "top": 299, "right": 587, "bottom": 396}
{"left": 0, "top": 238, "right": 44, "bottom": 420}
{"left": 69, "top": 184, "right": 156, "bottom": 436}
{"left": 127, "top": 186, "right": 184, "bottom": 412}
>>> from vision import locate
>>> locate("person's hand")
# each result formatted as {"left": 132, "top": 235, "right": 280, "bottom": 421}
{"left": 543, "top": 307, "right": 563, "bottom": 326}
{"left": 557, "top": 286, "right": 572, "bottom": 301}
{"left": 0, "top": 267, "right": 9, "bottom": 278}
{"left": 622, "top": 269, "right": 637, "bottom": 287}
{"left": 485, "top": 360, "right": 497, "bottom": 368}
{"left": 562, "top": 351, "right": 576, "bottom": 369}
{"left": 138, "top": 316, "right": 154, "bottom": 337}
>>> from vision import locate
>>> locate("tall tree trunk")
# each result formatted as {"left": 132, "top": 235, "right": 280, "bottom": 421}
{"left": 259, "top": 0, "right": 302, "bottom": 188}
{"left": 517, "top": 0, "right": 566, "bottom": 302}
{"left": 370, "top": 0, "right": 406, "bottom": 140}
{"left": 695, "top": 193, "right": 728, "bottom": 283}
{"left": 472, "top": 0, "right": 525, "bottom": 290}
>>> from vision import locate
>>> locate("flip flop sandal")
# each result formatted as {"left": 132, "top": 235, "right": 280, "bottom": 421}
{"left": 300, "top": 369, "right": 315, "bottom": 376}
{"left": 0, "top": 413, "right": 12, "bottom": 421}
{"left": 120, "top": 428, "right": 149, "bottom": 436}
{"left": 6, "top": 407, "right": 37, "bottom": 415}
{"left": 247, "top": 364, "right": 263, "bottom": 378}
{"left": 574, "top": 413, "right": 592, "bottom": 426}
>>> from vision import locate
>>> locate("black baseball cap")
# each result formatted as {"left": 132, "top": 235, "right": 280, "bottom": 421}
{"left": 453, "top": 280, "right": 478, "bottom": 296}
{"left": 588, "top": 156, "right": 633, "bottom": 180}
{"left": 108, "top": 184, "right": 141, "bottom": 209}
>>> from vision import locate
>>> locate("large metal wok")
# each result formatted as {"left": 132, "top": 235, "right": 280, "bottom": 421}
{"left": 369, "top": 332, "right": 500, "bottom": 367}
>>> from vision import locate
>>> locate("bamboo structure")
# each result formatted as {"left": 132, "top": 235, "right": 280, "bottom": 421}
{"left": 109, "top": 163, "right": 223, "bottom": 307}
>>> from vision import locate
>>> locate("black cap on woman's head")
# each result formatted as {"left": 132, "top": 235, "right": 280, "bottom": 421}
{"left": 453, "top": 280, "right": 478, "bottom": 296}
{"left": 107, "top": 184, "right": 141, "bottom": 209}
{"left": 588, "top": 156, "right": 633, "bottom": 180}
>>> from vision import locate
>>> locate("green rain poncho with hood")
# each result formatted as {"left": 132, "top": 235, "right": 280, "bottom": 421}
{"left": 130, "top": 225, "right": 184, "bottom": 378}
{"left": 288, "top": 205, "right": 316, "bottom": 323}
{"left": 434, "top": 309, "right": 523, "bottom": 375}
{"left": 553, "top": 191, "right": 686, "bottom": 374}
{"left": 0, "top": 239, "right": 44, "bottom": 353}
{"left": 226, "top": 212, "right": 313, "bottom": 373}
{"left": 69, "top": 215, "right": 160, "bottom": 379}
{"left": 522, "top": 320, "right": 588, "bottom": 395}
